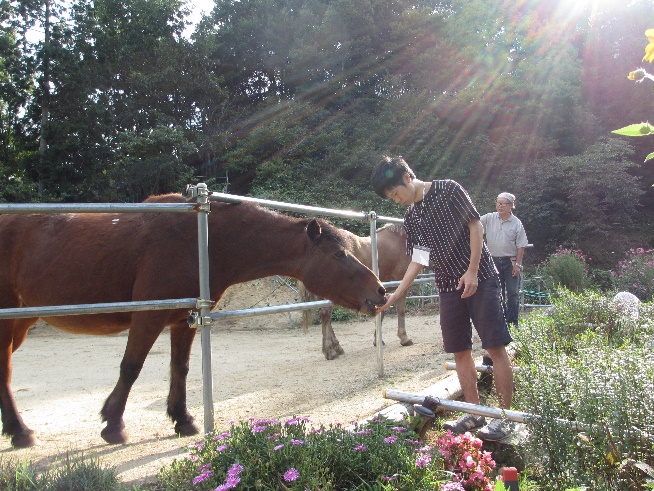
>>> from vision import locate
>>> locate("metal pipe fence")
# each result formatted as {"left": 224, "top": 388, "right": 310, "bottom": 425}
{"left": 0, "top": 184, "right": 430, "bottom": 435}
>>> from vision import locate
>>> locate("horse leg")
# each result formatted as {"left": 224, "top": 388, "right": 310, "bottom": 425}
{"left": 167, "top": 321, "right": 199, "bottom": 437}
{"left": 396, "top": 295, "right": 413, "bottom": 346}
{"left": 0, "top": 318, "right": 39, "bottom": 448}
{"left": 320, "top": 307, "right": 344, "bottom": 360}
{"left": 100, "top": 315, "right": 165, "bottom": 444}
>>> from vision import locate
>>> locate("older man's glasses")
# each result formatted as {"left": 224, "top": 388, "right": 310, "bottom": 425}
{"left": 496, "top": 201, "right": 511, "bottom": 206}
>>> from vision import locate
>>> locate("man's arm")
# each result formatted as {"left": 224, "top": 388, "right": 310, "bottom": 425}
{"left": 513, "top": 246, "right": 525, "bottom": 276}
{"left": 457, "top": 218, "right": 483, "bottom": 298}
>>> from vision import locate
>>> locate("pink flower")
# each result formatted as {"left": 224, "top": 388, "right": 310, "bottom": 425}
{"left": 283, "top": 467, "right": 300, "bottom": 482}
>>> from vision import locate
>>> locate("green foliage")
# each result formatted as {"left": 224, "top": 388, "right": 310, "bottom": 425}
{"left": 330, "top": 306, "right": 357, "bottom": 322}
{"left": 611, "top": 247, "right": 654, "bottom": 301}
{"left": 588, "top": 268, "right": 614, "bottom": 292}
{"left": 514, "top": 138, "right": 643, "bottom": 266}
{"left": 512, "top": 292, "right": 654, "bottom": 490}
{"left": 155, "top": 417, "right": 449, "bottom": 490}
{"left": 540, "top": 246, "right": 589, "bottom": 293}
{"left": 613, "top": 122, "right": 654, "bottom": 137}
{"left": 0, "top": 455, "right": 121, "bottom": 491}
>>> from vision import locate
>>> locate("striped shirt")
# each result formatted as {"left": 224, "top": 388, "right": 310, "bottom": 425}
{"left": 404, "top": 179, "right": 497, "bottom": 293}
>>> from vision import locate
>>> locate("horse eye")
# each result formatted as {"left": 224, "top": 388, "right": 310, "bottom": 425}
{"left": 335, "top": 250, "right": 346, "bottom": 258}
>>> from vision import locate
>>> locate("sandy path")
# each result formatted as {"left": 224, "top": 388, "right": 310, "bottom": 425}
{"left": 0, "top": 279, "right": 477, "bottom": 487}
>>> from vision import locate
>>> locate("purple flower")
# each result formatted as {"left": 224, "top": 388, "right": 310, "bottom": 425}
{"left": 227, "top": 463, "right": 244, "bottom": 478}
{"left": 213, "top": 463, "right": 244, "bottom": 491}
{"left": 441, "top": 482, "right": 465, "bottom": 491}
{"left": 274, "top": 444, "right": 284, "bottom": 451}
{"left": 416, "top": 453, "right": 432, "bottom": 468}
{"left": 354, "top": 444, "right": 368, "bottom": 452}
{"left": 216, "top": 444, "right": 228, "bottom": 452}
{"left": 283, "top": 467, "right": 300, "bottom": 482}
{"left": 212, "top": 432, "right": 231, "bottom": 441}
{"left": 290, "top": 439, "right": 304, "bottom": 445}
{"left": 384, "top": 436, "right": 398, "bottom": 444}
{"left": 193, "top": 470, "right": 213, "bottom": 485}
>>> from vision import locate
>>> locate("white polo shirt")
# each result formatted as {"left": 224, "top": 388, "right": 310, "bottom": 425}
{"left": 480, "top": 212, "right": 529, "bottom": 258}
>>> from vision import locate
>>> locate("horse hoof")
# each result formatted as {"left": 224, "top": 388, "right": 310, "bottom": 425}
{"left": 101, "top": 426, "right": 129, "bottom": 445}
{"left": 401, "top": 339, "right": 414, "bottom": 347}
{"left": 324, "top": 349, "right": 340, "bottom": 360}
{"left": 12, "top": 431, "right": 39, "bottom": 448}
{"left": 175, "top": 421, "right": 199, "bottom": 437}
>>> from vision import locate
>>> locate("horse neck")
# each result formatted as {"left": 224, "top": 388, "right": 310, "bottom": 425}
{"left": 211, "top": 207, "right": 309, "bottom": 284}
{"left": 350, "top": 236, "right": 373, "bottom": 270}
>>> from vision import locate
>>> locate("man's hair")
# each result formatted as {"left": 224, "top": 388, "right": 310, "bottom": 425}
{"left": 371, "top": 156, "right": 415, "bottom": 198}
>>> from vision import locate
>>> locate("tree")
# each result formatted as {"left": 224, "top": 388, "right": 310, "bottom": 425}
{"left": 515, "top": 138, "right": 643, "bottom": 266}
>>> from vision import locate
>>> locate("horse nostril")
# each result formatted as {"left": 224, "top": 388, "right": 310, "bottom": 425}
{"left": 378, "top": 286, "right": 386, "bottom": 296}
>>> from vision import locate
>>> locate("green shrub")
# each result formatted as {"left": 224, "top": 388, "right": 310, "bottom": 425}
{"left": 589, "top": 268, "right": 613, "bottom": 292}
{"left": 539, "top": 246, "right": 589, "bottom": 293}
{"left": 0, "top": 455, "right": 121, "bottom": 491}
{"left": 612, "top": 247, "right": 654, "bottom": 301}
{"left": 154, "top": 416, "right": 501, "bottom": 491}
{"left": 511, "top": 292, "right": 654, "bottom": 490}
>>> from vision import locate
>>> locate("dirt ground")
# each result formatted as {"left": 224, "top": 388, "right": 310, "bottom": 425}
{"left": 0, "top": 277, "right": 481, "bottom": 487}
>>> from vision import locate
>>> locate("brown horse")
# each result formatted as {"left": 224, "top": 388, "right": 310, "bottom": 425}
{"left": 0, "top": 194, "right": 386, "bottom": 448}
{"left": 300, "top": 224, "right": 416, "bottom": 360}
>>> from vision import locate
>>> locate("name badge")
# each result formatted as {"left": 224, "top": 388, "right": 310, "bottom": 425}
{"left": 412, "top": 245, "right": 430, "bottom": 266}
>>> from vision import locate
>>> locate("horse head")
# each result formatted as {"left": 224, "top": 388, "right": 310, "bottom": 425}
{"left": 300, "top": 219, "right": 386, "bottom": 315}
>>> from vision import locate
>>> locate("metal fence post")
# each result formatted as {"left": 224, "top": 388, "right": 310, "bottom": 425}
{"left": 369, "top": 212, "right": 384, "bottom": 377}
{"left": 196, "top": 183, "right": 215, "bottom": 434}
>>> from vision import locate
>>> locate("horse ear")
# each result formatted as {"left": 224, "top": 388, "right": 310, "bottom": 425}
{"left": 306, "top": 220, "right": 322, "bottom": 242}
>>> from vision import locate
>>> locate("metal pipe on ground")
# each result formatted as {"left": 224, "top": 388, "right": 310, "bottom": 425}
{"left": 382, "top": 388, "right": 597, "bottom": 433}
{"left": 443, "top": 362, "right": 521, "bottom": 373}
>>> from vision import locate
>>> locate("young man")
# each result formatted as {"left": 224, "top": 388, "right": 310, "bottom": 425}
{"left": 480, "top": 193, "right": 529, "bottom": 328}
{"left": 371, "top": 156, "right": 514, "bottom": 440}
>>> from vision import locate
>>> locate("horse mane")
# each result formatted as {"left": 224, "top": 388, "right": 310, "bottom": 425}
{"left": 378, "top": 223, "right": 406, "bottom": 235}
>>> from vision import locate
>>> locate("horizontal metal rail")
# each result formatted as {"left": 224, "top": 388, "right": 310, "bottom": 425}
{"left": 210, "top": 192, "right": 403, "bottom": 225}
{"left": 212, "top": 300, "right": 332, "bottom": 320}
{"left": 0, "top": 299, "right": 198, "bottom": 319}
{"left": 211, "top": 275, "right": 438, "bottom": 321}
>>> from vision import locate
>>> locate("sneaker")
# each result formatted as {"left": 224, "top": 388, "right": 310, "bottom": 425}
{"left": 476, "top": 418, "right": 513, "bottom": 441}
{"left": 443, "top": 414, "right": 486, "bottom": 434}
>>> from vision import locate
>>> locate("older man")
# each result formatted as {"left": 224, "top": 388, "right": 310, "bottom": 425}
{"left": 480, "top": 192, "right": 529, "bottom": 328}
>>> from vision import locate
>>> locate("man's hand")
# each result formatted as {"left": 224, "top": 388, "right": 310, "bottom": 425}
{"left": 375, "top": 292, "right": 398, "bottom": 313}
{"left": 457, "top": 270, "right": 478, "bottom": 298}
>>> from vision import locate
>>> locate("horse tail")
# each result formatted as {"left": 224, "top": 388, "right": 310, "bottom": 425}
{"left": 298, "top": 281, "right": 315, "bottom": 333}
